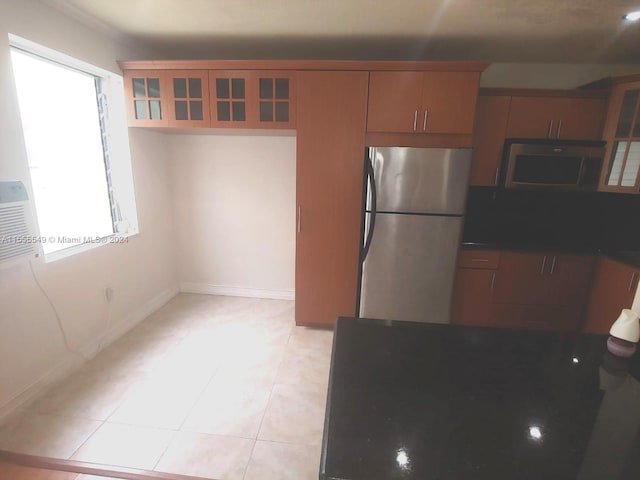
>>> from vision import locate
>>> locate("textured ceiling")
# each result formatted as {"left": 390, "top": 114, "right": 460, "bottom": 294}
{"left": 47, "top": 0, "right": 640, "bottom": 63}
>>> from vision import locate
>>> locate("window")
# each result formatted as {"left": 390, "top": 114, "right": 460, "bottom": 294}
{"left": 10, "top": 37, "right": 138, "bottom": 260}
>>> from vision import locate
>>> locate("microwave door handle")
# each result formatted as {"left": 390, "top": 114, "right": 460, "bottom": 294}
{"left": 576, "top": 157, "right": 587, "bottom": 186}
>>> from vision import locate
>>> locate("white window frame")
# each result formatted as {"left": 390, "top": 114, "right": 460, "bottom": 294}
{"left": 9, "top": 34, "right": 139, "bottom": 263}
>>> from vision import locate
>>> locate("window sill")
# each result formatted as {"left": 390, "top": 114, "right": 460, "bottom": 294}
{"left": 43, "top": 230, "right": 139, "bottom": 263}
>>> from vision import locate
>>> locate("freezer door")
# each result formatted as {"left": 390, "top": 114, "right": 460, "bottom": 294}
{"left": 370, "top": 147, "right": 471, "bottom": 215}
{"left": 360, "top": 213, "right": 463, "bottom": 323}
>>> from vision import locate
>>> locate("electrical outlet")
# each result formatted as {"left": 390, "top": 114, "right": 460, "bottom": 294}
{"left": 105, "top": 287, "right": 114, "bottom": 302}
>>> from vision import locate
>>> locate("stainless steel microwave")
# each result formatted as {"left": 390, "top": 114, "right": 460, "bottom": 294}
{"left": 502, "top": 140, "right": 606, "bottom": 191}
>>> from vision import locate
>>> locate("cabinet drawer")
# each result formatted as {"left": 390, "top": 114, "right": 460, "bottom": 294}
{"left": 458, "top": 249, "right": 500, "bottom": 269}
{"left": 490, "top": 303, "right": 580, "bottom": 332}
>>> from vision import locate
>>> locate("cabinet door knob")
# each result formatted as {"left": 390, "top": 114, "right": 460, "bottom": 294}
{"left": 297, "top": 206, "right": 302, "bottom": 233}
{"left": 540, "top": 255, "right": 547, "bottom": 274}
{"left": 413, "top": 110, "right": 418, "bottom": 132}
{"left": 547, "top": 120, "right": 554, "bottom": 138}
{"left": 549, "top": 255, "right": 557, "bottom": 275}
{"left": 629, "top": 272, "right": 636, "bottom": 291}
{"left": 423, "top": 110, "right": 428, "bottom": 131}
{"left": 490, "top": 271, "right": 496, "bottom": 289}
{"left": 494, "top": 167, "right": 499, "bottom": 186}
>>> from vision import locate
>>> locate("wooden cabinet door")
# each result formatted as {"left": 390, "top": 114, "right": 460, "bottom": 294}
{"left": 544, "top": 254, "right": 596, "bottom": 307}
{"left": 165, "top": 70, "right": 210, "bottom": 128}
{"left": 558, "top": 97, "right": 607, "bottom": 140}
{"left": 451, "top": 268, "right": 495, "bottom": 326}
{"left": 420, "top": 72, "right": 480, "bottom": 134}
{"left": 490, "top": 304, "right": 580, "bottom": 332}
{"left": 209, "top": 71, "right": 253, "bottom": 128}
{"left": 584, "top": 257, "right": 638, "bottom": 334}
{"left": 506, "top": 97, "right": 567, "bottom": 139}
{"left": 296, "top": 71, "right": 369, "bottom": 327}
{"left": 252, "top": 71, "right": 296, "bottom": 129}
{"left": 470, "top": 95, "right": 511, "bottom": 186}
{"left": 123, "top": 70, "right": 169, "bottom": 127}
{"left": 599, "top": 82, "right": 640, "bottom": 192}
{"left": 492, "top": 251, "right": 549, "bottom": 304}
{"left": 366, "top": 72, "right": 423, "bottom": 133}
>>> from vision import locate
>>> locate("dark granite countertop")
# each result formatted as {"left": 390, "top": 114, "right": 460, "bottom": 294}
{"left": 460, "top": 242, "right": 640, "bottom": 268}
{"left": 321, "top": 317, "right": 640, "bottom": 480}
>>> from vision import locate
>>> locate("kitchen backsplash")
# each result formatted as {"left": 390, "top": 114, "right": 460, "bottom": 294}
{"left": 463, "top": 187, "right": 640, "bottom": 252}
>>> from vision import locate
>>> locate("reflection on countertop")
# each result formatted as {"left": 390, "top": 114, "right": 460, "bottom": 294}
{"left": 321, "top": 318, "right": 640, "bottom": 480}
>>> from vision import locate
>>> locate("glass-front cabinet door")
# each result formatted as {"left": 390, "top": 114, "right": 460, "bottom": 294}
{"left": 209, "top": 70, "right": 296, "bottom": 129}
{"left": 209, "top": 71, "right": 251, "bottom": 127}
{"left": 255, "top": 71, "right": 296, "bottom": 129}
{"left": 124, "top": 70, "right": 168, "bottom": 127}
{"left": 166, "top": 70, "right": 210, "bottom": 128}
{"left": 602, "top": 82, "right": 640, "bottom": 192}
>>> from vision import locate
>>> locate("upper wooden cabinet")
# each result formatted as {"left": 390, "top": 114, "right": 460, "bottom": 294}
{"left": 506, "top": 96, "right": 607, "bottom": 140}
{"left": 123, "top": 70, "right": 169, "bottom": 127}
{"left": 166, "top": 70, "right": 210, "bottom": 128}
{"left": 209, "top": 70, "right": 296, "bottom": 129}
{"left": 599, "top": 80, "right": 640, "bottom": 192}
{"left": 470, "top": 95, "right": 511, "bottom": 186}
{"left": 584, "top": 257, "right": 639, "bottom": 334}
{"left": 366, "top": 71, "right": 481, "bottom": 135}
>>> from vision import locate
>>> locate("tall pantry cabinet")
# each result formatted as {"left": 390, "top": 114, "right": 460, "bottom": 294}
{"left": 295, "top": 71, "right": 369, "bottom": 326}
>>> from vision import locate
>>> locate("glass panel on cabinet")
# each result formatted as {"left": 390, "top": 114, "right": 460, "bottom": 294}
{"left": 231, "top": 78, "right": 245, "bottom": 99}
{"left": 134, "top": 100, "right": 148, "bottom": 119}
{"left": 190, "top": 101, "right": 203, "bottom": 121}
{"left": 216, "top": 78, "right": 230, "bottom": 99}
{"left": 621, "top": 142, "right": 640, "bottom": 187}
{"left": 260, "top": 101, "right": 273, "bottom": 121}
{"left": 149, "top": 100, "right": 162, "bottom": 120}
{"left": 615, "top": 90, "right": 639, "bottom": 138}
{"left": 132, "top": 78, "right": 146, "bottom": 98}
{"left": 607, "top": 141, "right": 628, "bottom": 185}
{"left": 147, "top": 78, "right": 161, "bottom": 98}
{"left": 275, "top": 101, "right": 289, "bottom": 122}
{"left": 173, "top": 78, "right": 187, "bottom": 98}
{"left": 260, "top": 78, "right": 273, "bottom": 99}
{"left": 188, "top": 78, "right": 202, "bottom": 98}
{"left": 217, "top": 101, "right": 230, "bottom": 121}
{"left": 232, "top": 101, "right": 246, "bottom": 121}
{"left": 175, "top": 100, "right": 188, "bottom": 120}
{"left": 275, "top": 78, "right": 289, "bottom": 99}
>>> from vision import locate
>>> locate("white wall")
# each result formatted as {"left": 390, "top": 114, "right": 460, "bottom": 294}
{"left": 170, "top": 133, "right": 296, "bottom": 299}
{"left": 482, "top": 63, "right": 640, "bottom": 89}
{"left": 0, "top": 0, "right": 178, "bottom": 419}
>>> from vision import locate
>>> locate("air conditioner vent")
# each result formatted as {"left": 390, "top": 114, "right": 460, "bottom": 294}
{"left": 0, "top": 181, "right": 36, "bottom": 264}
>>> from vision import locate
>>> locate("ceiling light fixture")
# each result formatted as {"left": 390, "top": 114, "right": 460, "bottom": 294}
{"left": 623, "top": 10, "right": 640, "bottom": 21}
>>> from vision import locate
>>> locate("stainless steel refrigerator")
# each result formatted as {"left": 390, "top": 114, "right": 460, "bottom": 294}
{"left": 359, "top": 146, "right": 472, "bottom": 323}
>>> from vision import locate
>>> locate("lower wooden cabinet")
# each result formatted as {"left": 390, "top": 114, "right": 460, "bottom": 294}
{"left": 295, "top": 71, "right": 369, "bottom": 327}
{"left": 451, "top": 268, "right": 495, "bottom": 326}
{"left": 452, "top": 249, "right": 596, "bottom": 332}
{"left": 583, "top": 257, "right": 639, "bottom": 334}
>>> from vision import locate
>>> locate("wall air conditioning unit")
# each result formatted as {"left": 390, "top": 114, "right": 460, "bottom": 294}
{"left": 0, "top": 181, "right": 38, "bottom": 266}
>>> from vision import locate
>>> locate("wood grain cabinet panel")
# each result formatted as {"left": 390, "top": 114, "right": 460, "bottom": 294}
{"left": 492, "top": 251, "right": 551, "bottom": 305}
{"left": 560, "top": 97, "right": 608, "bottom": 140}
{"left": 295, "top": 71, "right": 369, "bottom": 327}
{"left": 506, "top": 97, "right": 567, "bottom": 139}
{"left": 165, "top": 70, "right": 210, "bottom": 128}
{"left": 470, "top": 95, "right": 511, "bottom": 186}
{"left": 366, "top": 72, "right": 424, "bottom": 133}
{"left": 367, "top": 71, "right": 480, "bottom": 135}
{"left": 123, "top": 70, "right": 169, "bottom": 127}
{"left": 451, "top": 268, "right": 495, "bottom": 326}
{"left": 584, "top": 257, "right": 639, "bottom": 334}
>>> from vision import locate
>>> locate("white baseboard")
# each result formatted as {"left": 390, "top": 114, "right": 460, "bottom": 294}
{"left": 180, "top": 282, "right": 295, "bottom": 301}
{"left": 0, "top": 284, "right": 180, "bottom": 425}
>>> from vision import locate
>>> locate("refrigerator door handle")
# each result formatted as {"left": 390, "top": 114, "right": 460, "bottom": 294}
{"left": 362, "top": 151, "right": 377, "bottom": 263}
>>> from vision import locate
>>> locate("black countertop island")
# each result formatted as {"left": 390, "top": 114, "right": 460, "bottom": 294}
{"left": 320, "top": 317, "right": 640, "bottom": 480}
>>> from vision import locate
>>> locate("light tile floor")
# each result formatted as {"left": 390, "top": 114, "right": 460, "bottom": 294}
{"left": 0, "top": 294, "right": 333, "bottom": 480}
